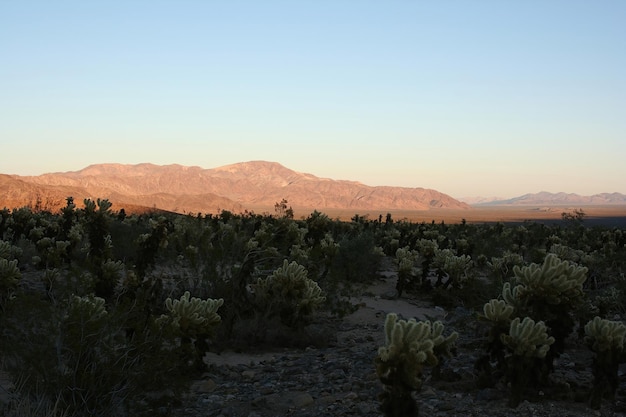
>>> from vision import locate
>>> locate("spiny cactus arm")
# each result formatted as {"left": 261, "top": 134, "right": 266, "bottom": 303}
{"left": 502, "top": 282, "right": 524, "bottom": 307}
{"left": 384, "top": 313, "right": 399, "bottom": 345}
{"left": 272, "top": 259, "right": 308, "bottom": 281}
{"left": 403, "top": 319, "right": 430, "bottom": 343}
{"left": 501, "top": 317, "right": 555, "bottom": 358}
{"left": 483, "top": 299, "right": 514, "bottom": 322}
{"left": 429, "top": 320, "right": 458, "bottom": 359}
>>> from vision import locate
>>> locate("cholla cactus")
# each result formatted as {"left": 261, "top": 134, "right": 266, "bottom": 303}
{"left": 501, "top": 317, "right": 556, "bottom": 408}
{"left": 584, "top": 316, "right": 626, "bottom": 409}
{"left": 253, "top": 260, "right": 325, "bottom": 328}
{"left": 432, "top": 248, "right": 473, "bottom": 289}
{"left": 483, "top": 299, "right": 514, "bottom": 323}
{"left": 429, "top": 320, "right": 459, "bottom": 360}
{"left": 0, "top": 258, "right": 21, "bottom": 293}
{"left": 319, "top": 232, "right": 339, "bottom": 256}
{"left": 501, "top": 317, "right": 555, "bottom": 359}
{"left": 487, "top": 251, "right": 524, "bottom": 280}
{"left": 0, "top": 240, "right": 12, "bottom": 259}
{"left": 68, "top": 295, "right": 108, "bottom": 320}
{"left": 584, "top": 316, "right": 626, "bottom": 353}
{"left": 396, "top": 247, "right": 420, "bottom": 275}
{"left": 377, "top": 314, "right": 436, "bottom": 388}
{"left": 395, "top": 247, "right": 420, "bottom": 296}
{"left": 512, "top": 253, "right": 587, "bottom": 306}
{"left": 159, "top": 291, "right": 224, "bottom": 338}
{"left": 376, "top": 314, "right": 457, "bottom": 417}
{"left": 1, "top": 255, "right": 20, "bottom": 311}
{"left": 415, "top": 239, "right": 438, "bottom": 258}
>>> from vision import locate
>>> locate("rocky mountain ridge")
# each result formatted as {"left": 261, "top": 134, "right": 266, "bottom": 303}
{"left": 2, "top": 161, "right": 469, "bottom": 214}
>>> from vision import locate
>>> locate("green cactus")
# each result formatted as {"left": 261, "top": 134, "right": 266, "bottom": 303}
{"left": 157, "top": 291, "right": 224, "bottom": 370}
{"left": 0, "top": 257, "right": 21, "bottom": 310}
{"left": 375, "top": 313, "right": 457, "bottom": 417}
{"left": 585, "top": 316, "right": 626, "bottom": 352}
{"left": 428, "top": 320, "right": 459, "bottom": 380}
{"left": 159, "top": 291, "right": 224, "bottom": 338}
{"left": 506, "top": 254, "right": 588, "bottom": 365}
{"left": 253, "top": 260, "right": 325, "bottom": 328}
{"left": 584, "top": 316, "right": 626, "bottom": 409}
{"left": 429, "top": 320, "right": 459, "bottom": 359}
{"left": 476, "top": 299, "right": 515, "bottom": 387}
{"left": 511, "top": 253, "right": 587, "bottom": 307}
{"left": 483, "top": 299, "right": 514, "bottom": 323}
{"left": 0, "top": 240, "right": 12, "bottom": 259}
{"left": 68, "top": 295, "right": 108, "bottom": 320}
{"left": 395, "top": 246, "right": 420, "bottom": 296}
{"left": 501, "top": 317, "right": 555, "bottom": 359}
{"left": 0, "top": 258, "right": 20, "bottom": 289}
{"left": 500, "top": 317, "right": 555, "bottom": 407}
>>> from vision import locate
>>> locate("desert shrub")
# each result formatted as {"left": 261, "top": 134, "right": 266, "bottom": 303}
{"left": 331, "top": 230, "right": 382, "bottom": 283}
{"left": 0, "top": 290, "right": 198, "bottom": 416}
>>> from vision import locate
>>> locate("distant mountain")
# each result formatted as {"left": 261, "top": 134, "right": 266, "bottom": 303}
{"left": 474, "top": 191, "right": 626, "bottom": 206}
{"left": 457, "top": 196, "right": 505, "bottom": 205}
{"left": 2, "top": 161, "right": 470, "bottom": 214}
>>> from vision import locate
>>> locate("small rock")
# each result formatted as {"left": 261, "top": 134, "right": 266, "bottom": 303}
{"left": 381, "top": 290, "right": 398, "bottom": 300}
{"left": 475, "top": 388, "right": 504, "bottom": 402}
{"left": 241, "top": 370, "right": 255, "bottom": 380}
{"left": 344, "top": 392, "right": 359, "bottom": 400}
{"left": 290, "top": 392, "right": 314, "bottom": 408}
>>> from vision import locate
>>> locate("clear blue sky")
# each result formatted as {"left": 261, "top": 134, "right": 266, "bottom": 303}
{"left": 2, "top": 1, "right": 625, "bottom": 198}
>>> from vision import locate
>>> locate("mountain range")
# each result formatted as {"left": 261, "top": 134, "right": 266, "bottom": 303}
{"left": 1, "top": 161, "right": 469, "bottom": 215}
{"left": 2, "top": 162, "right": 624, "bottom": 216}
{"left": 467, "top": 192, "right": 626, "bottom": 206}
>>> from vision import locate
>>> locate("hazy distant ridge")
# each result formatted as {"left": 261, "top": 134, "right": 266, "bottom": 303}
{"left": 473, "top": 191, "right": 626, "bottom": 206}
{"left": 3, "top": 161, "right": 469, "bottom": 214}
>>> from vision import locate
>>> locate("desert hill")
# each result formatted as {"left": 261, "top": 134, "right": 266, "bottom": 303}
{"left": 2, "top": 161, "right": 469, "bottom": 215}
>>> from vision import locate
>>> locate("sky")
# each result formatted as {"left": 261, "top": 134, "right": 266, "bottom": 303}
{"left": 1, "top": 1, "right": 625, "bottom": 199}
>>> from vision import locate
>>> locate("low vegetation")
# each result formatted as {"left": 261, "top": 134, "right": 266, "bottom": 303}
{"left": 1, "top": 199, "right": 625, "bottom": 416}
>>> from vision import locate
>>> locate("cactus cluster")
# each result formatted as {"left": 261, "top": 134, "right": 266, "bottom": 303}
{"left": 503, "top": 254, "right": 588, "bottom": 359}
{"left": 478, "top": 254, "right": 587, "bottom": 407}
{"left": 511, "top": 253, "right": 587, "bottom": 306}
{"left": 158, "top": 291, "right": 224, "bottom": 338}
